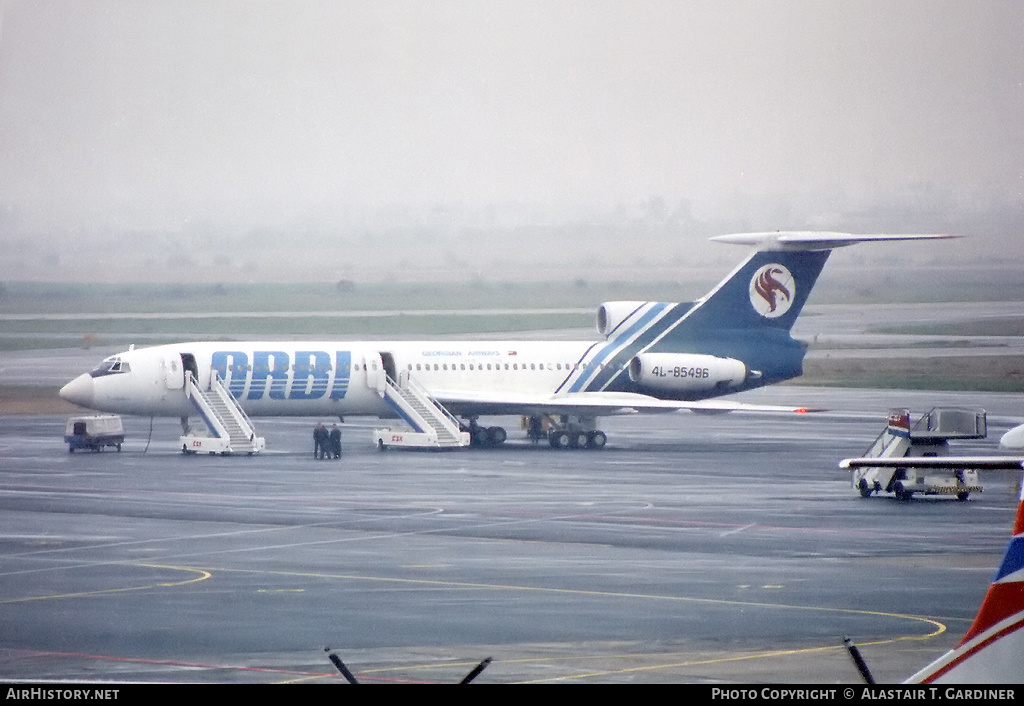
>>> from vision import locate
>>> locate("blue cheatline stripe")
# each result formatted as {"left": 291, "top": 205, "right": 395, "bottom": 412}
{"left": 554, "top": 342, "right": 603, "bottom": 394}
{"left": 383, "top": 391, "right": 425, "bottom": 433}
{"left": 331, "top": 380, "right": 349, "bottom": 398}
{"left": 582, "top": 301, "right": 696, "bottom": 392}
{"left": 567, "top": 302, "right": 670, "bottom": 393}
{"left": 994, "top": 535, "right": 1024, "bottom": 583}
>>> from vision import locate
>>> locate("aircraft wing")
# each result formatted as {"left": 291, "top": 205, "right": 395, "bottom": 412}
{"left": 431, "top": 388, "right": 819, "bottom": 418}
{"left": 840, "top": 457, "right": 1024, "bottom": 470}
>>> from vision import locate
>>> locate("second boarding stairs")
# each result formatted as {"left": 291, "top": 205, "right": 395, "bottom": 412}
{"left": 847, "top": 407, "right": 987, "bottom": 500}
{"left": 180, "top": 371, "right": 266, "bottom": 455}
{"left": 373, "top": 374, "right": 470, "bottom": 449}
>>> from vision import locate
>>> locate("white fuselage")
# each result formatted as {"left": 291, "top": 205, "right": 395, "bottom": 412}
{"left": 62, "top": 340, "right": 598, "bottom": 418}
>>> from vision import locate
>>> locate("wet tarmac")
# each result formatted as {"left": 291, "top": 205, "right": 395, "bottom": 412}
{"left": 1, "top": 385, "right": 1021, "bottom": 684}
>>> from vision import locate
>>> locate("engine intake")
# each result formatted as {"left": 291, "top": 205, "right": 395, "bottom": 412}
{"left": 597, "top": 301, "right": 676, "bottom": 338}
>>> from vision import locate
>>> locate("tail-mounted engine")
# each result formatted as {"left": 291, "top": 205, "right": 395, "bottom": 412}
{"left": 628, "top": 353, "right": 749, "bottom": 393}
{"left": 597, "top": 301, "right": 677, "bottom": 338}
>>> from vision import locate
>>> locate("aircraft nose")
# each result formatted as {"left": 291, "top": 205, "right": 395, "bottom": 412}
{"left": 1000, "top": 423, "right": 1024, "bottom": 450}
{"left": 59, "top": 374, "right": 95, "bottom": 408}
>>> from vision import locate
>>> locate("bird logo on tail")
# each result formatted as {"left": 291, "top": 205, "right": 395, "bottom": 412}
{"left": 749, "top": 264, "right": 795, "bottom": 318}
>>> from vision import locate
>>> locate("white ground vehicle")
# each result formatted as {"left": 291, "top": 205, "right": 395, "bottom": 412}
{"left": 64, "top": 415, "right": 124, "bottom": 452}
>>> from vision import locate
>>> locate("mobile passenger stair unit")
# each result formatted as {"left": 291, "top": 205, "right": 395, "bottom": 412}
{"left": 180, "top": 371, "right": 265, "bottom": 455}
{"left": 847, "top": 407, "right": 987, "bottom": 501}
{"left": 373, "top": 374, "right": 471, "bottom": 450}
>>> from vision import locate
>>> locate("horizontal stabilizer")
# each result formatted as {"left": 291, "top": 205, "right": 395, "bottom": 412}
{"left": 711, "top": 231, "right": 960, "bottom": 251}
{"left": 841, "top": 457, "right": 1024, "bottom": 470}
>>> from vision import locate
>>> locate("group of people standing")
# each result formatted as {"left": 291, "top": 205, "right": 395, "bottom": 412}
{"left": 313, "top": 423, "right": 342, "bottom": 459}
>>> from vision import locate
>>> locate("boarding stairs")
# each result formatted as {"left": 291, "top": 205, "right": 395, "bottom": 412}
{"left": 860, "top": 420, "right": 913, "bottom": 464}
{"left": 181, "top": 371, "right": 266, "bottom": 455}
{"left": 373, "top": 374, "right": 470, "bottom": 449}
{"left": 849, "top": 407, "right": 986, "bottom": 500}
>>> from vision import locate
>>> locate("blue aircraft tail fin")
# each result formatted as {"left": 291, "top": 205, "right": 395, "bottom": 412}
{"left": 569, "top": 232, "right": 955, "bottom": 393}
{"left": 906, "top": 472, "right": 1024, "bottom": 683}
{"left": 643, "top": 233, "right": 955, "bottom": 383}
{"left": 662, "top": 232, "right": 957, "bottom": 340}
{"left": 682, "top": 247, "right": 831, "bottom": 335}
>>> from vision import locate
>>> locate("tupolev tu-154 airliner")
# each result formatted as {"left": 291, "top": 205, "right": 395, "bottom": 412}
{"left": 59, "top": 232, "right": 955, "bottom": 451}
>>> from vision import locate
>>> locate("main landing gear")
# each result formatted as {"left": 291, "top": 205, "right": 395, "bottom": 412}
{"left": 466, "top": 419, "right": 508, "bottom": 447}
{"left": 548, "top": 429, "right": 607, "bottom": 450}
{"left": 465, "top": 415, "right": 608, "bottom": 450}
{"left": 537, "top": 414, "right": 608, "bottom": 450}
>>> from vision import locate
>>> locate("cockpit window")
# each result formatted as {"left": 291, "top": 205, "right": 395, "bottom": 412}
{"left": 89, "top": 355, "right": 131, "bottom": 378}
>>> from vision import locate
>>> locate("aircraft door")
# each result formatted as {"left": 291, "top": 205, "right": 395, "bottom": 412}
{"left": 181, "top": 353, "right": 199, "bottom": 385}
{"left": 164, "top": 353, "right": 200, "bottom": 390}
{"left": 364, "top": 353, "right": 386, "bottom": 396}
{"left": 163, "top": 354, "right": 184, "bottom": 390}
{"left": 380, "top": 352, "right": 397, "bottom": 384}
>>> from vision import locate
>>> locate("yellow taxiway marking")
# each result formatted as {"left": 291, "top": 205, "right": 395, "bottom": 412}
{"left": 0, "top": 560, "right": 946, "bottom": 683}
{"left": 0, "top": 564, "right": 211, "bottom": 604}
{"left": 211, "top": 565, "right": 946, "bottom": 631}
{"left": 514, "top": 644, "right": 863, "bottom": 683}
{"left": 210, "top": 564, "right": 945, "bottom": 635}
{"left": 201, "top": 564, "right": 946, "bottom": 683}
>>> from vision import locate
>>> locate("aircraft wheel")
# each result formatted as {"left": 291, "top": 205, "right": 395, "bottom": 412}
{"left": 549, "top": 431, "right": 569, "bottom": 449}
{"left": 471, "top": 427, "right": 489, "bottom": 446}
{"left": 957, "top": 491, "right": 970, "bottom": 501}
{"left": 587, "top": 431, "right": 607, "bottom": 450}
{"left": 487, "top": 426, "right": 507, "bottom": 445}
{"left": 571, "top": 431, "right": 588, "bottom": 449}
{"left": 858, "top": 478, "right": 873, "bottom": 498}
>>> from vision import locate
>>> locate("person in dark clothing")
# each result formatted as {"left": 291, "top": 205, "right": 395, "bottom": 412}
{"left": 527, "top": 415, "right": 543, "bottom": 444}
{"left": 313, "top": 423, "right": 328, "bottom": 459}
{"left": 329, "top": 424, "right": 342, "bottom": 458}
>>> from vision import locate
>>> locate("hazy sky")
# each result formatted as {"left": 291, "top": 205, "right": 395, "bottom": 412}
{"left": 0, "top": 1, "right": 1021, "bottom": 279}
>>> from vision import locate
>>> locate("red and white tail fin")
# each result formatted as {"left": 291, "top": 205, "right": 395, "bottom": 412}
{"left": 906, "top": 478, "right": 1024, "bottom": 683}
